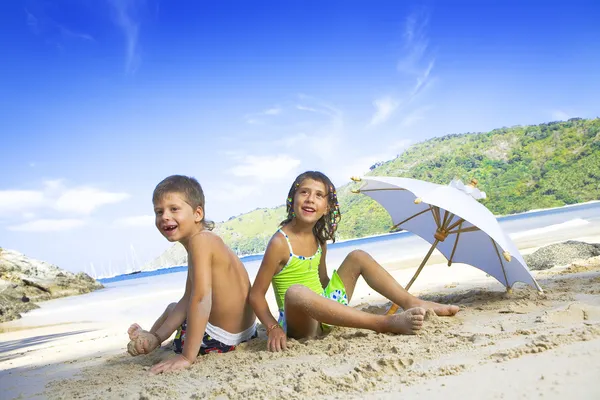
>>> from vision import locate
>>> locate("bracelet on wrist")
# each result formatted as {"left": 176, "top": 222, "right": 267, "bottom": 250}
{"left": 181, "top": 354, "right": 195, "bottom": 364}
{"left": 152, "top": 332, "right": 163, "bottom": 344}
{"left": 266, "top": 323, "right": 282, "bottom": 336}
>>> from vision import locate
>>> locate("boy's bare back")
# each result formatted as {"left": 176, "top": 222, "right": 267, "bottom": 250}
{"left": 190, "top": 231, "right": 255, "bottom": 334}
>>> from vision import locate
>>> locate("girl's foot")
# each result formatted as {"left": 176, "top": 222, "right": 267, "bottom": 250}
{"left": 383, "top": 307, "right": 426, "bottom": 334}
{"left": 409, "top": 299, "right": 460, "bottom": 316}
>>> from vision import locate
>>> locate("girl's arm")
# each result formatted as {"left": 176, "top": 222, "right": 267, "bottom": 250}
{"left": 318, "top": 241, "right": 330, "bottom": 289}
{"left": 249, "top": 234, "right": 288, "bottom": 351}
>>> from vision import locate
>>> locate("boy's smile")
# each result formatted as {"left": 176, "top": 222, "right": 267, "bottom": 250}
{"left": 154, "top": 192, "right": 203, "bottom": 242}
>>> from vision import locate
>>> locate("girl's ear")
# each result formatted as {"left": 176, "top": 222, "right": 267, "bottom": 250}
{"left": 195, "top": 206, "right": 204, "bottom": 223}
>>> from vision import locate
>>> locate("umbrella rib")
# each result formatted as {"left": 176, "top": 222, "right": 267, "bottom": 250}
{"left": 448, "top": 226, "right": 480, "bottom": 234}
{"left": 441, "top": 210, "right": 450, "bottom": 228}
{"left": 430, "top": 206, "right": 441, "bottom": 228}
{"left": 359, "top": 188, "right": 408, "bottom": 192}
{"left": 491, "top": 239, "right": 510, "bottom": 288}
{"left": 448, "top": 220, "right": 463, "bottom": 266}
{"left": 389, "top": 207, "right": 430, "bottom": 232}
{"left": 447, "top": 217, "right": 466, "bottom": 232}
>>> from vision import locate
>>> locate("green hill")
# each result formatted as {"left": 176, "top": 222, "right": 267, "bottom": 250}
{"left": 215, "top": 118, "right": 600, "bottom": 254}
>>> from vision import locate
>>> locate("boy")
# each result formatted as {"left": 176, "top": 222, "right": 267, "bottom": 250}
{"left": 127, "top": 175, "right": 257, "bottom": 374}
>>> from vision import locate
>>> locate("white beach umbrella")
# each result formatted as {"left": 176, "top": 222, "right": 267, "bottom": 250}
{"left": 350, "top": 176, "right": 542, "bottom": 314}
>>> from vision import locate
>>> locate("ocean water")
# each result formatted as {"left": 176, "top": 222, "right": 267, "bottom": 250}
{"left": 12, "top": 201, "right": 598, "bottom": 327}
{"left": 98, "top": 202, "right": 600, "bottom": 287}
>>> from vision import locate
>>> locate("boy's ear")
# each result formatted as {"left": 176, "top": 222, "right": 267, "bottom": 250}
{"left": 195, "top": 206, "right": 204, "bottom": 223}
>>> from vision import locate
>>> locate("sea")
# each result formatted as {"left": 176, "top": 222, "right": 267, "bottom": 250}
{"left": 7, "top": 201, "right": 598, "bottom": 327}
{"left": 97, "top": 201, "right": 600, "bottom": 287}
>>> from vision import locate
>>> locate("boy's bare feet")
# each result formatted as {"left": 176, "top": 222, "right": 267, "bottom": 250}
{"left": 383, "top": 307, "right": 426, "bottom": 334}
{"left": 408, "top": 299, "right": 460, "bottom": 316}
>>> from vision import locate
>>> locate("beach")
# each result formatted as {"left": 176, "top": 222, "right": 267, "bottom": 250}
{"left": 1, "top": 206, "right": 600, "bottom": 399}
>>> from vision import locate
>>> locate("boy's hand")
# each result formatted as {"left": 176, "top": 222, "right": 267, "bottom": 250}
{"left": 127, "top": 331, "right": 160, "bottom": 356}
{"left": 267, "top": 326, "right": 287, "bottom": 352}
{"left": 149, "top": 354, "right": 193, "bottom": 374}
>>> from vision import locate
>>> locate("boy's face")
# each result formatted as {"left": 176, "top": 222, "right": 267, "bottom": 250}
{"left": 153, "top": 192, "right": 204, "bottom": 242}
{"left": 293, "top": 178, "right": 329, "bottom": 224}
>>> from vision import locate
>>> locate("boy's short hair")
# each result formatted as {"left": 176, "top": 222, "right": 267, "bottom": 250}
{"left": 153, "top": 175, "right": 215, "bottom": 231}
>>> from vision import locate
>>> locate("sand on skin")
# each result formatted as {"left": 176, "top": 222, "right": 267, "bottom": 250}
{"left": 1, "top": 232, "right": 600, "bottom": 399}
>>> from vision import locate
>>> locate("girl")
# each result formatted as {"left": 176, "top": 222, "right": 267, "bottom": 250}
{"left": 249, "top": 171, "right": 459, "bottom": 352}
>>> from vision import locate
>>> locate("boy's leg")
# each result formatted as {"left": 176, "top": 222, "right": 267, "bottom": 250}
{"left": 336, "top": 250, "right": 459, "bottom": 316}
{"left": 128, "top": 302, "right": 177, "bottom": 340}
{"left": 284, "top": 284, "right": 426, "bottom": 338}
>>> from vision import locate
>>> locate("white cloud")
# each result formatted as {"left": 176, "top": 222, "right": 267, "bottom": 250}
{"left": 394, "top": 11, "right": 437, "bottom": 110}
{"left": 0, "top": 190, "right": 45, "bottom": 213}
{"left": 107, "top": 0, "right": 143, "bottom": 74}
{"left": 114, "top": 215, "right": 155, "bottom": 228}
{"left": 0, "top": 182, "right": 130, "bottom": 220}
{"left": 400, "top": 106, "right": 431, "bottom": 127}
{"left": 369, "top": 96, "right": 399, "bottom": 126}
{"left": 55, "top": 188, "right": 130, "bottom": 215}
{"left": 229, "top": 155, "right": 301, "bottom": 180}
{"left": 264, "top": 107, "right": 281, "bottom": 115}
{"left": 210, "top": 183, "right": 260, "bottom": 202}
{"left": 275, "top": 133, "right": 308, "bottom": 148}
{"left": 329, "top": 139, "right": 413, "bottom": 184}
{"left": 244, "top": 106, "right": 282, "bottom": 124}
{"left": 551, "top": 110, "right": 571, "bottom": 121}
{"left": 9, "top": 219, "right": 86, "bottom": 232}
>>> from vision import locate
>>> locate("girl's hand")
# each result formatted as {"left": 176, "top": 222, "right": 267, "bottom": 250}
{"left": 149, "top": 354, "right": 193, "bottom": 374}
{"left": 267, "top": 325, "right": 287, "bottom": 352}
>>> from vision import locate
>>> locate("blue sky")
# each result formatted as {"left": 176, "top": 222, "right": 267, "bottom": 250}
{"left": 1, "top": 0, "right": 599, "bottom": 276}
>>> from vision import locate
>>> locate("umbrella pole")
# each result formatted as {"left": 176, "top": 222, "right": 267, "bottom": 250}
{"left": 386, "top": 239, "right": 440, "bottom": 315}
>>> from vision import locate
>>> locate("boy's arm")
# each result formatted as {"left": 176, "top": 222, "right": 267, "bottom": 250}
{"left": 249, "top": 235, "right": 287, "bottom": 351}
{"left": 150, "top": 234, "right": 213, "bottom": 373}
{"left": 318, "top": 242, "right": 330, "bottom": 289}
{"left": 179, "top": 234, "right": 213, "bottom": 361}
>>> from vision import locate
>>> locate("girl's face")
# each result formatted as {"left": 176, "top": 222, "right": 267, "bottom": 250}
{"left": 293, "top": 179, "right": 329, "bottom": 224}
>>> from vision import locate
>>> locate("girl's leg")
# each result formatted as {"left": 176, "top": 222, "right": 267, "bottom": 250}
{"left": 284, "top": 284, "right": 426, "bottom": 339}
{"left": 128, "top": 302, "right": 177, "bottom": 340}
{"left": 336, "top": 250, "right": 459, "bottom": 316}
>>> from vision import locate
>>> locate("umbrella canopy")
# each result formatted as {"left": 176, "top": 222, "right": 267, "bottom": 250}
{"left": 352, "top": 176, "right": 542, "bottom": 296}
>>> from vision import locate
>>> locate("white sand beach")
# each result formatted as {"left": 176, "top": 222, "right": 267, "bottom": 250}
{"left": 1, "top": 224, "right": 600, "bottom": 399}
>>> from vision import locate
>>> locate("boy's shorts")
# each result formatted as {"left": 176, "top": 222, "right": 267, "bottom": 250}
{"left": 173, "top": 321, "right": 257, "bottom": 355}
{"left": 278, "top": 269, "right": 349, "bottom": 334}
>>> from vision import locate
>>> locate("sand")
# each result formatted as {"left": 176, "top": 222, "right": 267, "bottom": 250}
{"left": 2, "top": 232, "right": 600, "bottom": 399}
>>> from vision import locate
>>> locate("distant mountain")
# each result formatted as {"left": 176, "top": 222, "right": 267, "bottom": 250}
{"left": 145, "top": 118, "right": 600, "bottom": 269}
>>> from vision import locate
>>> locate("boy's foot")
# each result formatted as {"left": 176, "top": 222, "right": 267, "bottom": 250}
{"left": 409, "top": 299, "right": 460, "bottom": 316}
{"left": 383, "top": 307, "right": 426, "bottom": 334}
{"left": 128, "top": 323, "right": 143, "bottom": 340}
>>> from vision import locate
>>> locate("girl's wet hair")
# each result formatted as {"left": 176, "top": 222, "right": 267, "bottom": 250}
{"left": 280, "top": 171, "right": 341, "bottom": 244}
{"left": 153, "top": 175, "right": 215, "bottom": 231}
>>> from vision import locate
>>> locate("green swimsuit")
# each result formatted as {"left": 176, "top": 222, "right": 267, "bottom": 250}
{"left": 272, "top": 229, "right": 348, "bottom": 333}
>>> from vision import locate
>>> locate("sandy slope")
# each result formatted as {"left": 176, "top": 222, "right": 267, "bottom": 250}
{"left": 1, "top": 234, "right": 600, "bottom": 399}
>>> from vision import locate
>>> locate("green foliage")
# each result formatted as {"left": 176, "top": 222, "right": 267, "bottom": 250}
{"left": 214, "top": 207, "right": 287, "bottom": 255}
{"left": 216, "top": 118, "right": 600, "bottom": 254}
